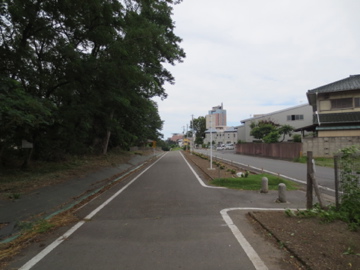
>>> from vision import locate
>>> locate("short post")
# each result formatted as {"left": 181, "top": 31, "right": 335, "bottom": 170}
{"left": 277, "top": 183, "right": 287, "bottom": 203}
{"left": 260, "top": 177, "right": 268, "bottom": 193}
{"left": 334, "top": 155, "right": 340, "bottom": 209}
{"left": 306, "top": 151, "right": 313, "bottom": 209}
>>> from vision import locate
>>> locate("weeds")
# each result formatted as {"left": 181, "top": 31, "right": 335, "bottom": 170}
{"left": 289, "top": 146, "right": 360, "bottom": 231}
{"left": 293, "top": 156, "right": 334, "bottom": 168}
{"left": 211, "top": 173, "right": 298, "bottom": 190}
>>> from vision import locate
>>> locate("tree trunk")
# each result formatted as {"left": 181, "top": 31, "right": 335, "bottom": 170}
{"left": 22, "top": 147, "right": 34, "bottom": 169}
{"left": 0, "top": 144, "right": 5, "bottom": 169}
{"left": 102, "top": 110, "right": 114, "bottom": 155}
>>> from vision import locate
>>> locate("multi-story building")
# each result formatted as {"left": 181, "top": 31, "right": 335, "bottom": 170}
{"left": 306, "top": 74, "right": 360, "bottom": 137}
{"left": 205, "top": 104, "right": 227, "bottom": 129}
{"left": 204, "top": 126, "right": 238, "bottom": 146}
{"left": 237, "top": 104, "right": 313, "bottom": 142}
{"left": 302, "top": 74, "right": 360, "bottom": 157}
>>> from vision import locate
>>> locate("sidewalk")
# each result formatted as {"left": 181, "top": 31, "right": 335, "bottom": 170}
{"left": 0, "top": 153, "right": 160, "bottom": 242}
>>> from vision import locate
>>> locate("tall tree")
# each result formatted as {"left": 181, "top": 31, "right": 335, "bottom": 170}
{"left": 250, "top": 120, "right": 294, "bottom": 143}
{"left": 191, "top": 116, "right": 206, "bottom": 145}
{"left": 0, "top": 0, "right": 185, "bottom": 164}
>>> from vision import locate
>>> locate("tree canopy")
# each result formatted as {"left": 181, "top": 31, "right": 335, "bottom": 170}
{"left": 190, "top": 116, "right": 206, "bottom": 145}
{"left": 250, "top": 120, "right": 294, "bottom": 143}
{"left": 0, "top": 0, "right": 185, "bottom": 166}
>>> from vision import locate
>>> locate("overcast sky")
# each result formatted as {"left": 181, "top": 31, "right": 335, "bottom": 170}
{"left": 153, "top": 0, "right": 360, "bottom": 139}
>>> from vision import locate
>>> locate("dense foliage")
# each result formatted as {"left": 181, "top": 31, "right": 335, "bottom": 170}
{"left": 250, "top": 120, "right": 294, "bottom": 143}
{"left": 338, "top": 145, "right": 360, "bottom": 229}
{"left": 190, "top": 116, "right": 206, "bottom": 145}
{"left": 0, "top": 0, "right": 185, "bottom": 166}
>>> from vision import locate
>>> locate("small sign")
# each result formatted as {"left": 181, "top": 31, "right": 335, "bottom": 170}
{"left": 22, "top": 140, "right": 33, "bottom": 149}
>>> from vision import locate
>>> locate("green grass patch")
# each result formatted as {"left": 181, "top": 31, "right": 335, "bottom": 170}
{"left": 293, "top": 156, "right": 334, "bottom": 168}
{"left": 211, "top": 173, "right": 299, "bottom": 190}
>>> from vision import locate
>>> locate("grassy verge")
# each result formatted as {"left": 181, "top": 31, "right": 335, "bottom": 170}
{"left": 211, "top": 173, "right": 299, "bottom": 190}
{"left": 0, "top": 150, "right": 151, "bottom": 198}
{"left": 293, "top": 156, "right": 334, "bottom": 168}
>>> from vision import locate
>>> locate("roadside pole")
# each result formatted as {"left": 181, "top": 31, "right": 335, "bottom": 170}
{"left": 306, "top": 151, "right": 313, "bottom": 209}
{"left": 209, "top": 115, "right": 213, "bottom": 170}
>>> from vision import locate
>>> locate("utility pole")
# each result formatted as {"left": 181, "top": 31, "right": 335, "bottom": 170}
{"left": 209, "top": 114, "right": 213, "bottom": 170}
{"left": 191, "top": 114, "right": 194, "bottom": 154}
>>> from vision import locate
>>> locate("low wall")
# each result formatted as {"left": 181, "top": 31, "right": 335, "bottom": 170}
{"left": 302, "top": 136, "right": 360, "bottom": 157}
{"left": 235, "top": 142, "right": 302, "bottom": 160}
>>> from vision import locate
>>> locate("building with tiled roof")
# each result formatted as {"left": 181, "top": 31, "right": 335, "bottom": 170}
{"left": 306, "top": 74, "right": 360, "bottom": 137}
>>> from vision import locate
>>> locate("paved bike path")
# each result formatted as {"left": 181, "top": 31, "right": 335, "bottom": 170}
{"left": 10, "top": 151, "right": 308, "bottom": 270}
{"left": 0, "top": 153, "right": 158, "bottom": 240}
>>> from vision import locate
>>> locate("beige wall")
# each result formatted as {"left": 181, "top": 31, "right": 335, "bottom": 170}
{"left": 319, "top": 130, "right": 360, "bottom": 137}
{"left": 302, "top": 136, "right": 360, "bottom": 157}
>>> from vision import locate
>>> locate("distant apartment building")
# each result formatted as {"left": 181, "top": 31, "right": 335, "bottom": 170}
{"left": 204, "top": 126, "right": 238, "bottom": 146}
{"left": 205, "top": 103, "right": 227, "bottom": 129}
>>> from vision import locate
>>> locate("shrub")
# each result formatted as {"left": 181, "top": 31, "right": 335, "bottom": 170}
{"left": 338, "top": 146, "right": 360, "bottom": 228}
{"left": 293, "top": 134, "right": 302, "bottom": 142}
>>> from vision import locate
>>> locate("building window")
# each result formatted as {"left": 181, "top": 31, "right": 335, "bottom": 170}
{"left": 287, "top": 115, "right": 304, "bottom": 121}
{"left": 355, "top": 98, "right": 360, "bottom": 108}
{"left": 331, "top": 98, "right": 353, "bottom": 109}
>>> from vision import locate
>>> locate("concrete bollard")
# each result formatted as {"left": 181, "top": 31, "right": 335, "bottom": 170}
{"left": 260, "top": 177, "right": 268, "bottom": 193}
{"left": 277, "top": 183, "right": 287, "bottom": 203}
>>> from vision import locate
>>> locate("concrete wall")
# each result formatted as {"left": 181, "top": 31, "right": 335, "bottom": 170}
{"left": 302, "top": 136, "right": 360, "bottom": 157}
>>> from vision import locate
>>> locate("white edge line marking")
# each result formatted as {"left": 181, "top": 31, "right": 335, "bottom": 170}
{"left": 19, "top": 153, "right": 168, "bottom": 270}
{"left": 221, "top": 207, "right": 306, "bottom": 270}
{"left": 179, "top": 151, "right": 226, "bottom": 189}
{"left": 200, "top": 151, "right": 336, "bottom": 193}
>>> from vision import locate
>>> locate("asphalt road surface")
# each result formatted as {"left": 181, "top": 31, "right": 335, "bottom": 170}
{"left": 13, "top": 151, "right": 277, "bottom": 270}
{"left": 195, "top": 149, "right": 336, "bottom": 191}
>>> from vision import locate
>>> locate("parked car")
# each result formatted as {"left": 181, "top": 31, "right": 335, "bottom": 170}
{"left": 216, "top": 144, "right": 225, "bottom": 150}
{"left": 225, "top": 144, "right": 234, "bottom": 150}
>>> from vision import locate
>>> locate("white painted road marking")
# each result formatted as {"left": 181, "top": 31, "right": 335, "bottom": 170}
{"left": 220, "top": 208, "right": 305, "bottom": 270}
{"left": 179, "top": 151, "right": 226, "bottom": 189}
{"left": 19, "top": 153, "right": 167, "bottom": 270}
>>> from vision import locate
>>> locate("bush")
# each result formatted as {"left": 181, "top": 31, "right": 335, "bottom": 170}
{"left": 293, "top": 146, "right": 360, "bottom": 230}
{"left": 338, "top": 146, "right": 360, "bottom": 228}
{"left": 293, "top": 134, "right": 302, "bottom": 142}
